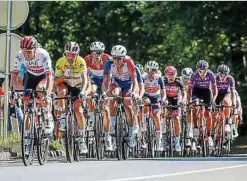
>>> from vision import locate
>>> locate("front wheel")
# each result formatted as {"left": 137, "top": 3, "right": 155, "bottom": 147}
{"left": 65, "top": 113, "right": 74, "bottom": 163}
{"left": 21, "top": 113, "right": 35, "bottom": 166}
{"left": 37, "top": 116, "right": 50, "bottom": 165}
{"left": 95, "top": 112, "right": 104, "bottom": 160}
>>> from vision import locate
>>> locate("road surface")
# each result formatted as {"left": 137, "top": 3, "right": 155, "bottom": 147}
{"left": 0, "top": 157, "right": 247, "bottom": 181}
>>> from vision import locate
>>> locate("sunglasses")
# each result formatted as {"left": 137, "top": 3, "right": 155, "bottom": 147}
{"left": 113, "top": 56, "right": 124, "bottom": 62}
{"left": 91, "top": 51, "right": 103, "bottom": 56}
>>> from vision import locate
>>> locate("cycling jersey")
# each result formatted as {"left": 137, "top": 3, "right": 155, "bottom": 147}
{"left": 164, "top": 77, "right": 183, "bottom": 98}
{"left": 12, "top": 48, "right": 53, "bottom": 76}
{"left": 85, "top": 53, "right": 110, "bottom": 79}
{"left": 143, "top": 74, "right": 164, "bottom": 97}
{"left": 55, "top": 56, "right": 87, "bottom": 87}
{"left": 104, "top": 56, "right": 136, "bottom": 94}
{"left": 216, "top": 74, "right": 235, "bottom": 94}
{"left": 189, "top": 70, "right": 216, "bottom": 89}
{"left": 135, "top": 65, "right": 143, "bottom": 85}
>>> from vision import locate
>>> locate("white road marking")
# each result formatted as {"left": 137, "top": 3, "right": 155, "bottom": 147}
{"left": 101, "top": 163, "right": 247, "bottom": 181}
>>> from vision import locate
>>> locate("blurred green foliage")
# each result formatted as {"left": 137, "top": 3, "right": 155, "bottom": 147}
{"left": 1, "top": 1, "right": 247, "bottom": 132}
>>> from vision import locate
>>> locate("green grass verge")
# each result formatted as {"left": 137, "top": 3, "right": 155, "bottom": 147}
{"left": 0, "top": 133, "right": 64, "bottom": 153}
{"left": 0, "top": 133, "right": 21, "bottom": 153}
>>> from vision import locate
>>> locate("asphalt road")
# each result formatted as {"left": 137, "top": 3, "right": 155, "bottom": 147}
{"left": 0, "top": 157, "right": 247, "bottom": 181}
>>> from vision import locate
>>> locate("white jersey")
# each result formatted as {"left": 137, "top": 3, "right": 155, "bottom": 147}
{"left": 143, "top": 74, "right": 165, "bottom": 97}
{"left": 12, "top": 48, "right": 53, "bottom": 76}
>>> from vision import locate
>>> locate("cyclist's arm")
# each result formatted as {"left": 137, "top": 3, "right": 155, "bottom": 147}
{"left": 159, "top": 77, "right": 166, "bottom": 101}
{"left": 230, "top": 77, "right": 236, "bottom": 105}
{"left": 211, "top": 74, "right": 218, "bottom": 103}
{"left": 126, "top": 59, "right": 138, "bottom": 94}
{"left": 54, "top": 59, "right": 65, "bottom": 86}
{"left": 102, "top": 60, "right": 112, "bottom": 93}
{"left": 43, "top": 53, "right": 53, "bottom": 95}
{"left": 81, "top": 71, "right": 88, "bottom": 94}
{"left": 10, "top": 52, "right": 22, "bottom": 90}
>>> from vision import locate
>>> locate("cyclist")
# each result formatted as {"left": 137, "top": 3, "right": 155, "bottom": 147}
{"left": 102, "top": 45, "right": 139, "bottom": 148}
{"left": 142, "top": 61, "right": 166, "bottom": 151}
{"left": 10, "top": 36, "right": 54, "bottom": 154}
{"left": 232, "top": 90, "right": 242, "bottom": 138}
{"left": 10, "top": 36, "right": 54, "bottom": 133}
{"left": 187, "top": 60, "right": 218, "bottom": 149}
{"left": 213, "top": 64, "right": 236, "bottom": 139}
{"left": 181, "top": 68, "right": 193, "bottom": 93}
{"left": 84, "top": 41, "right": 111, "bottom": 130}
{"left": 55, "top": 41, "right": 88, "bottom": 154}
{"left": 180, "top": 67, "right": 194, "bottom": 146}
{"left": 164, "top": 66, "right": 186, "bottom": 152}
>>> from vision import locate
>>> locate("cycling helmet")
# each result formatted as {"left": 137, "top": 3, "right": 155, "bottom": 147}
{"left": 111, "top": 45, "right": 127, "bottom": 57}
{"left": 64, "top": 42, "right": 80, "bottom": 54}
{"left": 20, "top": 36, "right": 38, "bottom": 50}
{"left": 181, "top": 67, "right": 193, "bottom": 79}
{"left": 144, "top": 61, "right": 159, "bottom": 71}
{"left": 136, "top": 64, "right": 144, "bottom": 73}
{"left": 90, "top": 41, "right": 105, "bottom": 52}
{"left": 217, "top": 64, "right": 230, "bottom": 75}
{"left": 164, "top": 66, "right": 177, "bottom": 75}
{"left": 196, "top": 60, "right": 209, "bottom": 70}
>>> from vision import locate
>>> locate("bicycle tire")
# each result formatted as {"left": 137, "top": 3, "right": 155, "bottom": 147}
{"left": 95, "top": 112, "right": 104, "bottom": 160}
{"left": 201, "top": 118, "right": 207, "bottom": 157}
{"left": 147, "top": 116, "right": 155, "bottom": 158}
{"left": 169, "top": 118, "right": 174, "bottom": 157}
{"left": 122, "top": 114, "right": 129, "bottom": 160}
{"left": 65, "top": 113, "right": 74, "bottom": 163}
{"left": 21, "top": 113, "right": 35, "bottom": 166}
{"left": 116, "top": 110, "right": 123, "bottom": 160}
{"left": 37, "top": 116, "right": 50, "bottom": 165}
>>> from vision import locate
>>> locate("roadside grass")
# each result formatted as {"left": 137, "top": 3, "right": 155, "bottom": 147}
{"left": 0, "top": 134, "right": 64, "bottom": 153}
{"left": 0, "top": 133, "right": 21, "bottom": 153}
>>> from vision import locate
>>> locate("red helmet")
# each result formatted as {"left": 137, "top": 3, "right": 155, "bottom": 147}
{"left": 20, "top": 36, "right": 38, "bottom": 50}
{"left": 164, "top": 66, "right": 177, "bottom": 75}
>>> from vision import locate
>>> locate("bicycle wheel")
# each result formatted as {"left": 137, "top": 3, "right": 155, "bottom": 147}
{"left": 65, "top": 113, "right": 74, "bottom": 163}
{"left": 95, "top": 112, "right": 104, "bottom": 160}
{"left": 200, "top": 118, "right": 207, "bottom": 157}
{"left": 21, "top": 112, "right": 35, "bottom": 166}
{"left": 169, "top": 118, "right": 174, "bottom": 157}
{"left": 147, "top": 116, "right": 155, "bottom": 158}
{"left": 122, "top": 113, "right": 129, "bottom": 160}
{"left": 37, "top": 116, "right": 50, "bottom": 165}
{"left": 116, "top": 110, "right": 123, "bottom": 160}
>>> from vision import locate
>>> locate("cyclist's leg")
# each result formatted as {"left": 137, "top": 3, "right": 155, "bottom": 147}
{"left": 71, "top": 86, "right": 88, "bottom": 153}
{"left": 36, "top": 76, "right": 54, "bottom": 135}
{"left": 202, "top": 89, "right": 214, "bottom": 147}
{"left": 87, "top": 82, "right": 97, "bottom": 129}
{"left": 103, "top": 82, "right": 118, "bottom": 150}
{"left": 191, "top": 88, "right": 200, "bottom": 137}
{"left": 222, "top": 93, "right": 232, "bottom": 136}
{"left": 56, "top": 83, "right": 69, "bottom": 132}
{"left": 170, "top": 98, "right": 181, "bottom": 151}
{"left": 122, "top": 85, "right": 136, "bottom": 147}
{"left": 150, "top": 96, "right": 163, "bottom": 150}
{"left": 212, "top": 93, "right": 224, "bottom": 133}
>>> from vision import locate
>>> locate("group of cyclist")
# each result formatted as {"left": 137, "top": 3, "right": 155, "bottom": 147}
{"left": 10, "top": 35, "right": 243, "bottom": 156}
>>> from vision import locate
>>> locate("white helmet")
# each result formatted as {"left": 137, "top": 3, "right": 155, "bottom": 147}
{"left": 181, "top": 67, "right": 193, "bottom": 80}
{"left": 144, "top": 61, "right": 159, "bottom": 71}
{"left": 111, "top": 45, "right": 127, "bottom": 57}
{"left": 90, "top": 41, "right": 105, "bottom": 52}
